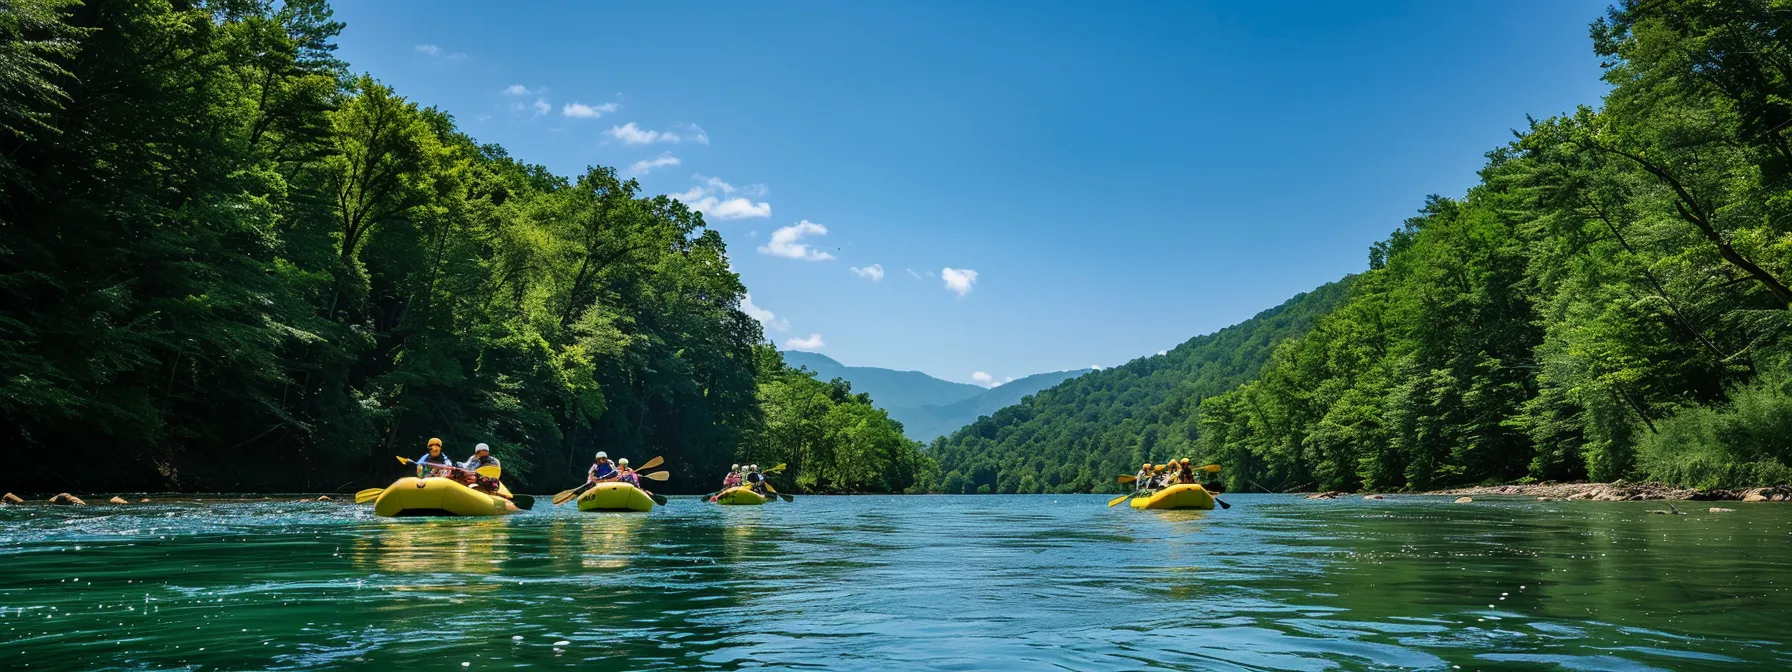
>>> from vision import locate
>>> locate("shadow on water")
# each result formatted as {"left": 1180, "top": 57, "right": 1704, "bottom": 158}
{"left": 1, "top": 494, "right": 1788, "bottom": 670}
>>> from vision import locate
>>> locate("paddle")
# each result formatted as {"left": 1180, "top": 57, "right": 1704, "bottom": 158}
{"left": 1107, "top": 493, "right": 1132, "bottom": 507}
{"left": 353, "top": 487, "right": 385, "bottom": 504}
{"left": 761, "top": 480, "right": 794, "bottom": 503}
{"left": 643, "top": 471, "right": 670, "bottom": 481}
{"left": 510, "top": 494, "right": 535, "bottom": 510}
{"left": 1117, "top": 475, "right": 1136, "bottom": 484}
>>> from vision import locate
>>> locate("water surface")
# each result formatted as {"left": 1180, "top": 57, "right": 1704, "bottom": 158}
{"left": 3, "top": 494, "right": 1788, "bottom": 670}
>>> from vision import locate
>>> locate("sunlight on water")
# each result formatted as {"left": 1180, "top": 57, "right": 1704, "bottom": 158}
{"left": 1, "top": 495, "right": 1788, "bottom": 670}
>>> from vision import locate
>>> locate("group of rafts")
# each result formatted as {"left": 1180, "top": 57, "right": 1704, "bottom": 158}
{"left": 354, "top": 440, "right": 790, "bottom": 517}
{"left": 1110, "top": 458, "right": 1230, "bottom": 510}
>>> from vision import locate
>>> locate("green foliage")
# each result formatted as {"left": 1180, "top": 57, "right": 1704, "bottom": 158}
{"left": 0, "top": 0, "right": 917, "bottom": 494}
{"left": 931, "top": 284, "right": 1350, "bottom": 495}
{"left": 740, "top": 347, "right": 936, "bottom": 493}
{"left": 937, "top": 0, "right": 1792, "bottom": 493}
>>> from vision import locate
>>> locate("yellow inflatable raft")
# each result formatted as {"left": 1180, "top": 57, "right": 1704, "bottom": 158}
{"left": 373, "top": 477, "right": 520, "bottom": 517}
{"left": 576, "top": 482, "right": 655, "bottom": 512}
{"left": 713, "top": 486, "right": 767, "bottom": 505}
{"left": 1130, "top": 483, "right": 1216, "bottom": 510}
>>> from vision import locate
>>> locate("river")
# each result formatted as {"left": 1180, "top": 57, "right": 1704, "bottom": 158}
{"left": 2, "top": 494, "right": 1787, "bottom": 670}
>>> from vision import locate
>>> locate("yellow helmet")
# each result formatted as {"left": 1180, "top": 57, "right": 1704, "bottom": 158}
{"left": 427, "top": 437, "right": 442, "bottom": 447}
{"left": 1142, "top": 463, "right": 1151, "bottom": 469}
{"left": 1181, "top": 458, "right": 1190, "bottom": 464}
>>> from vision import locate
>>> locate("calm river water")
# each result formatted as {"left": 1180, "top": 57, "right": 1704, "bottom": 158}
{"left": 2, "top": 494, "right": 1787, "bottom": 670}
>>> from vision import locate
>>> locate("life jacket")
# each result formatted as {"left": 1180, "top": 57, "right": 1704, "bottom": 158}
{"left": 590, "top": 461, "right": 615, "bottom": 479}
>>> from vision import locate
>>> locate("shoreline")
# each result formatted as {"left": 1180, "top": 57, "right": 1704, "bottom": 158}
{"left": 1307, "top": 482, "right": 1792, "bottom": 502}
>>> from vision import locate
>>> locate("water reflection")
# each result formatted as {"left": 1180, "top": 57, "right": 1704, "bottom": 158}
{"left": 1, "top": 494, "right": 1788, "bottom": 670}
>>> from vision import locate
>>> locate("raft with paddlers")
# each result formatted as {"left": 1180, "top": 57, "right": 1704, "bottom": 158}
{"left": 354, "top": 450, "right": 534, "bottom": 516}
{"left": 576, "top": 482, "right": 658, "bottom": 512}
{"left": 371, "top": 476, "right": 521, "bottom": 517}
{"left": 705, "top": 463, "right": 793, "bottom": 504}
{"left": 1110, "top": 462, "right": 1230, "bottom": 510}
{"left": 712, "top": 486, "right": 768, "bottom": 505}
{"left": 1129, "top": 483, "right": 1217, "bottom": 510}
{"left": 550, "top": 455, "right": 670, "bottom": 511}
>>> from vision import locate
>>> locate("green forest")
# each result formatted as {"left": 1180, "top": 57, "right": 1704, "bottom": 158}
{"left": 931, "top": 283, "right": 1349, "bottom": 494}
{"left": 938, "top": 1, "right": 1792, "bottom": 494}
{"left": 0, "top": 0, "right": 928, "bottom": 494}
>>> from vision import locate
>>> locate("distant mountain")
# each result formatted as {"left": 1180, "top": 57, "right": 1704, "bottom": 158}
{"left": 778, "top": 351, "right": 984, "bottom": 410}
{"left": 777, "top": 351, "right": 1091, "bottom": 441}
{"left": 892, "top": 369, "right": 1092, "bottom": 441}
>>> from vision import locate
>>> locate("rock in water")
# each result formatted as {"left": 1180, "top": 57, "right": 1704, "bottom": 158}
{"left": 1454, "top": 496, "right": 1473, "bottom": 504}
{"left": 1744, "top": 493, "right": 1769, "bottom": 502}
{"left": 1537, "top": 496, "right": 1555, "bottom": 501}
{"left": 1363, "top": 494, "right": 1384, "bottom": 500}
{"left": 108, "top": 496, "right": 128, "bottom": 504}
{"left": 1709, "top": 507, "right": 1736, "bottom": 513}
{"left": 1306, "top": 491, "right": 1342, "bottom": 500}
{"left": 2, "top": 492, "right": 22, "bottom": 504}
{"left": 49, "top": 493, "right": 85, "bottom": 505}
{"left": 316, "top": 495, "right": 332, "bottom": 502}
{"left": 139, "top": 498, "right": 150, "bottom": 503}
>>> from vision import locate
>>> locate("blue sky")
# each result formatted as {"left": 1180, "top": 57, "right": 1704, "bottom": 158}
{"left": 332, "top": 0, "right": 1612, "bottom": 387}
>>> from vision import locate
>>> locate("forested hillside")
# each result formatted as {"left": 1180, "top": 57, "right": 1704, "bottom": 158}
{"left": 1193, "top": 2, "right": 1792, "bottom": 493}
{"left": 931, "top": 283, "right": 1351, "bottom": 494}
{"left": 0, "top": 0, "right": 926, "bottom": 494}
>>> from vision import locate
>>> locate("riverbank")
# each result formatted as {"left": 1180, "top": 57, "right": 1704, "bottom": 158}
{"left": 1304, "top": 482, "right": 1792, "bottom": 502}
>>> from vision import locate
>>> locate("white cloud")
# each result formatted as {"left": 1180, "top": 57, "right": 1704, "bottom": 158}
{"left": 906, "top": 268, "right": 922, "bottom": 280}
{"left": 607, "top": 122, "right": 681, "bottom": 145}
{"left": 1091, "top": 364, "right": 1103, "bottom": 370}
{"left": 671, "top": 175, "right": 771, "bottom": 220}
{"left": 414, "top": 44, "right": 466, "bottom": 61}
{"left": 739, "top": 293, "right": 789, "bottom": 332}
{"left": 850, "top": 264, "right": 885, "bottom": 281}
{"left": 502, "top": 84, "right": 532, "bottom": 96}
{"left": 532, "top": 97, "right": 550, "bottom": 116}
{"left": 563, "top": 101, "right": 619, "bottom": 118}
{"left": 941, "top": 267, "right": 978, "bottom": 297}
{"left": 972, "top": 371, "right": 995, "bottom": 387}
{"left": 785, "top": 333, "right": 825, "bottom": 351}
{"left": 1157, "top": 350, "right": 1168, "bottom": 356}
{"left": 629, "top": 152, "right": 680, "bottom": 175}
{"left": 681, "top": 123, "right": 710, "bottom": 145}
{"left": 759, "top": 221, "right": 834, "bottom": 261}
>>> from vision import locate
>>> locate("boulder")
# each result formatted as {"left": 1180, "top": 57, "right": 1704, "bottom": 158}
{"left": 1744, "top": 493, "right": 1769, "bottom": 502}
{"left": 316, "top": 495, "right": 332, "bottom": 502}
{"left": 49, "top": 493, "right": 85, "bottom": 505}
{"left": 1363, "top": 494, "right": 1384, "bottom": 500}
{"left": 1708, "top": 507, "right": 1736, "bottom": 513}
{"left": 1455, "top": 496, "right": 1473, "bottom": 504}
{"left": 108, "top": 496, "right": 128, "bottom": 504}
{"left": 1306, "top": 491, "right": 1341, "bottom": 500}
{"left": 139, "top": 498, "right": 150, "bottom": 503}
{"left": 1537, "top": 496, "right": 1555, "bottom": 502}
{"left": 2, "top": 492, "right": 22, "bottom": 504}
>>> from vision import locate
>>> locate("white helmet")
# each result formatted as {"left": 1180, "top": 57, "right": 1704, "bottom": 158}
{"left": 474, "top": 443, "right": 490, "bottom": 453}
{"left": 595, "top": 451, "right": 608, "bottom": 460}
{"left": 749, "top": 464, "right": 758, "bottom": 471}
{"left": 731, "top": 463, "right": 739, "bottom": 470}
{"left": 618, "top": 457, "right": 630, "bottom": 466}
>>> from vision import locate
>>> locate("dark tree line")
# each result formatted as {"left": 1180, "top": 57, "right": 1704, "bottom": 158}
{"left": 0, "top": 0, "right": 928, "bottom": 494}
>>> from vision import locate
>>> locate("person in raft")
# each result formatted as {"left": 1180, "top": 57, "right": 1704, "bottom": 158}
{"left": 416, "top": 438, "right": 457, "bottom": 478}
{"left": 461, "top": 443, "right": 502, "bottom": 493}
{"left": 1177, "top": 458, "right": 1197, "bottom": 485}
{"left": 1164, "top": 460, "right": 1185, "bottom": 486}
{"left": 1135, "top": 463, "right": 1154, "bottom": 493}
{"left": 614, "top": 458, "right": 640, "bottom": 487}
{"left": 745, "top": 464, "right": 767, "bottom": 494}
{"left": 722, "top": 464, "right": 743, "bottom": 489}
{"left": 587, "top": 451, "right": 617, "bottom": 483}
